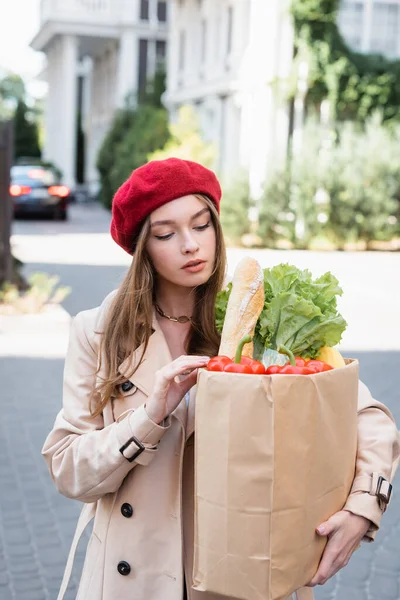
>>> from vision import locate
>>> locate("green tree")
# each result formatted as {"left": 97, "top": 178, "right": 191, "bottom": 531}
{"left": 149, "top": 105, "right": 217, "bottom": 168}
{"left": 96, "top": 70, "right": 170, "bottom": 209}
{"left": 108, "top": 105, "right": 169, "bottom": 198}
{"left": 96, "top": 106, "right": 136, "bottom": 208}
{"left": 0, "top": 74, "right": 25, "bottom": 118}
{"left": 13, "top": 99, "right": 41, "bottom": 160}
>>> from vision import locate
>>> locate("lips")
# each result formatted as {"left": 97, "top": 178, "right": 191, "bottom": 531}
{"left": 182, "top": 260, "right": 206, "bottom": 269}
{"left": 182, "top": 260, "right": 207, "bottom": 274}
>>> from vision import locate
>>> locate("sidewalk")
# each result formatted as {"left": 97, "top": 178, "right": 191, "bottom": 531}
{"left": 1, "top": 305, "right": 399, "bottom": 599}
{"left": 0, "top": 306, "right": 88, "bottom": 600}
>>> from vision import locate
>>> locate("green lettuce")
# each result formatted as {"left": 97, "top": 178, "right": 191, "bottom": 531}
{"left": 215, "top": 263, "right": 347, "bottom": 360}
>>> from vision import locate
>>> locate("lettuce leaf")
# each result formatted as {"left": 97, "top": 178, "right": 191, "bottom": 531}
{"left": 216, "top": 263, "right": 347, "bottom": 359}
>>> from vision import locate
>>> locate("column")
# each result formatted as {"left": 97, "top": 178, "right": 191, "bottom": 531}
{"left": 81, "top": 57, "right": 94, "bottom": 189}
{"left": 56, "top": 35, "right": 78, "bottom": 189}
{"left": 116, "top": 29, "right": 138, "bottom": 107}
{"left": 43, "top": 40, "right": 59, "bottom": 167}
{"left": 239, "top": 0, "right": 293, "bottom": 200}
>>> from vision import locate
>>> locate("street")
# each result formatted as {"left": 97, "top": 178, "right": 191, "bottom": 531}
{"left": 1, "top": 202, "right": 400, "bottom": 600}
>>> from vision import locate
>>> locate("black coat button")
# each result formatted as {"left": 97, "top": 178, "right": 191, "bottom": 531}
{"left": 117, "top": 561, "right": 131, "bottom": 576}
{"left": 121, "top": 381, "right": 134, "bottom": 392}
{"left": 121, "top": 503, "right": 133, "bottom": 518}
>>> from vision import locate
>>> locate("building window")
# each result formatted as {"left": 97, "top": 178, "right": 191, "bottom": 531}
{"left": 227, "top": 6, "right": 233, "bottom": 55}
{"left": 157, "top": 1, "right": 167, "bottom": 22}
{"left": 337, "top": 1, "right": 364, "bottom": 51}
{"left": 156, "top": 40, "right": 167, "bottom": 68}
{"left": 140, "top": 0, "right": 149, "bottom": 20}
{"left": 370, "top": 2, "right": 399, "bottom": 58}
{"left": 138, "top": 39, "right": 148, "bottom": 96}
{"left": 179, "top": 31, "right": 186, "bottom": 71}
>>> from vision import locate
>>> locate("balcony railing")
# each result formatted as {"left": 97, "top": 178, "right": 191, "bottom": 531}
{"left": 40, "top": 0, "right": 126, "bottom": 26}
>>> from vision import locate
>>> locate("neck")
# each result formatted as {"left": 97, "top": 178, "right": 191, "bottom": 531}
{"left": 155, "top": 281, "right": 195, "bottom": 317}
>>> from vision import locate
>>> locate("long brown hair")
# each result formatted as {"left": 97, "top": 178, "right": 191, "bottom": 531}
{"left": 91, "top": 195, "right": 226, "bottom": 417}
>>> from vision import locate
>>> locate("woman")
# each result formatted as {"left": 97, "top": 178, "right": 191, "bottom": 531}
{"left": 42, "top": 158, "right": 399, "bottom": 600}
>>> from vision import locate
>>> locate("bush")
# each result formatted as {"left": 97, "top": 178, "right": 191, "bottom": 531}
{"left": 325, "top": 114, "right": 400, "bottom": 247}
{"left": 258, "top": 169, "right": 295, "bottom": 248}
{"left": 14, "top": 99, "right": 41, "bottom": 160}
{"left": 148, "top": 105, "right": 217, "bottom": 168}
{"left": 258, "top": 120, "right": 326, "bottom": 248}
{"left": 220, "top": 174, "right": 252, "bottom": 245}
{"left": 96, "top": 71, "right": 169, "bottom": 209}
{"left": 108, "top": 105, "right": 169, "bottom": 197}
{"left": 96, "top": 106, "right": 136, "bottom": 209}
{"left": 0, "top": 272, "right": 71, "bottom": 315}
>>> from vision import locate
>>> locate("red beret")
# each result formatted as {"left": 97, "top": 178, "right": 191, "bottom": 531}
{"left": 110, "top": 158, "right": 222, "bottom": 254}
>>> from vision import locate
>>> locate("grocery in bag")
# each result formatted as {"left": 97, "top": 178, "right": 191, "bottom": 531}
{"left": 193, "top": 258, "right": 358, "bottom": 600}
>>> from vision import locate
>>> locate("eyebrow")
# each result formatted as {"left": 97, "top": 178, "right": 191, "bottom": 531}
{"left": 150, "top": 207, "right": 210, "bottom": 228}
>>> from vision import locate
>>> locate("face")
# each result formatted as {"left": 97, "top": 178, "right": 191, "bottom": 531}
{"left": 146, "top": 195, "right": 217, "bottom": 289}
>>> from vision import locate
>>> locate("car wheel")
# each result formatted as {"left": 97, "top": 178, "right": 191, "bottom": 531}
{"left": 53, "top": 206, "right": 68, "bottom": 221}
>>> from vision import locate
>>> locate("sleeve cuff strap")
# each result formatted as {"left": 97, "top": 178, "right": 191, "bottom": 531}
{"left": 116, "top": 405, "right": 171, "bottom": 466}
{"left": 350, "top": 473, "right": 393, "bottom": 512}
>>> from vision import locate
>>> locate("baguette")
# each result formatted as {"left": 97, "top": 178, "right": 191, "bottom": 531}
{"left": 219, "top": 257, "right": 265, "bottom": 359}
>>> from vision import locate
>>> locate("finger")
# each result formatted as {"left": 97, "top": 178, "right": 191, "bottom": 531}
{"left": 316, "top": 516, "right": 339, "bottom": 537}
{"left": 308, "top": 541, "right": 347, "bottom": 586}
{"left": 163, "top": 358, "right": 209, "bottom": 381}
{"left": 176, "top": 369, "right": 198, "bottom": 394}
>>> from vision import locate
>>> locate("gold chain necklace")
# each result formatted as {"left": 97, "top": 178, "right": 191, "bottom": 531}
{"left": 154, "top": 303, "right": 194, "bottom": 324}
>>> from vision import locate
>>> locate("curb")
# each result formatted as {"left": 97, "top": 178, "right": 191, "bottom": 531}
{"left": 0, "top": 304, "right": 72, "bottom": 358}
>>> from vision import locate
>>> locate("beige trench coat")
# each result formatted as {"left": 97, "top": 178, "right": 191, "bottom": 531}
{"left": 42, "top": 291, "right": 400, "bottom": 600}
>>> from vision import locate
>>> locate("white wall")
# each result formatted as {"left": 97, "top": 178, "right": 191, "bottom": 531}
{"left": 165, "top": 0, "right": 294, "bottom": 195}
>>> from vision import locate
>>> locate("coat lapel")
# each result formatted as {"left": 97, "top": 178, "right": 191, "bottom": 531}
{"left": 117, "top": 312, "right": 188, "bottom": 429}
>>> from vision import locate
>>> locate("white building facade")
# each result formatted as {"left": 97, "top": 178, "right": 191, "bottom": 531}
{"left": 31, "top": 0, "right": 400, "bottom": 195}
{"left": 164, "top": 0, "right": 400, "bottom": 195}
{"left": 31, "top": 0, "right": 168, "bottom": 192}
{"left": 164, "top": 0, "right": 295, "bottom": 197}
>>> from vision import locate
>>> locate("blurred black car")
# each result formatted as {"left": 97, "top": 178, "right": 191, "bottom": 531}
{"left": 10, "top": 165, "right": 70, "bottom": 220}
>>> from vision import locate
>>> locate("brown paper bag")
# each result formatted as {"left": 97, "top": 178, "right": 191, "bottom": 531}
{"left": 193, "top": 360, "right": 359, "bottom": 600}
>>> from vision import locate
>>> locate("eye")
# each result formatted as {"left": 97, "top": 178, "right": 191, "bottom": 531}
{"left": 154, "top": 233, "right": 174, "bottom": 241}
{"left": 194, "top": 221, "right": 211, "bottom": 231}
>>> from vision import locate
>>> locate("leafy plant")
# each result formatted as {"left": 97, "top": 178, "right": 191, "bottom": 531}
{"left": 148, "top": 105, "right": 217, "bottom": 167}
{"left": 96, "top": 104, "right": 137, "bottom": 209}
{"left": 220, "top": 173, "right": 252, "bottom": 246}
{"left": 0, "top": 272, "right": 71, "bottom": 315}
{"left": 325, "top": 114, "right": 400, "bottom": 247}
{"left": 291, "top": 0, "right": 400, "bottom": 123}
{"left": 97, "top": 71, "right": 170, "bottom": 210}
{"left": 108, "top": 105, "right": 169, "bottom": 198}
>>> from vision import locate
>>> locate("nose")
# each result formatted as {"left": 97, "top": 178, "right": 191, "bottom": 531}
{"left": 181, "top": 230, "right": 200, "bottom": 255}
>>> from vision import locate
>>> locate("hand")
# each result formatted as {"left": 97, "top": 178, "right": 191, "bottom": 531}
{"left": 145, "top": 355, "right": 210, "bottom": 424}
{"left": 307, "top": 510, "right": 371, "bottom": 587}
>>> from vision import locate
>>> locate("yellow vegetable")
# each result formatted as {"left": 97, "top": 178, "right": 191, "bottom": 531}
{"left": 316, "top": 346, "right": 346, "bottom": 368}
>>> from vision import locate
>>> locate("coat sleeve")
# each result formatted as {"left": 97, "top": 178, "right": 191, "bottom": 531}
{"left": 42, "top": 309, "right": 170, "bottom": 504}
{"left": 343, "top": 380, "right": 400, "bottom": 541}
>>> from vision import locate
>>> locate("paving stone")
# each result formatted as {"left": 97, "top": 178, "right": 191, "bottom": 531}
{"left": 2, "top": 230, "right": 400, "bottom": 600}
{"left": 0, "top": 570, "right": 10, "bottom": 586}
